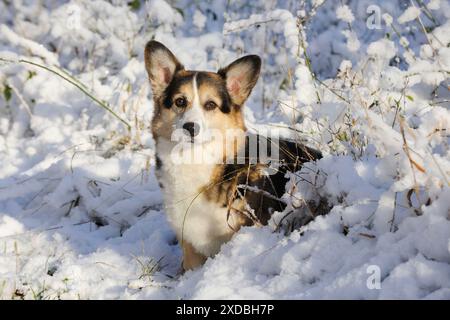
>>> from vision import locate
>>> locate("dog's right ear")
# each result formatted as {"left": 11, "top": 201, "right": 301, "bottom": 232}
{"left": 144, "top": 41, "right": 184, "bottom": 97}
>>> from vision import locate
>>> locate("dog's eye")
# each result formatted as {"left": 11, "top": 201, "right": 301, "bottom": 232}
{"left": 175, "top": 97, "right": 187, "bottom": 108}
{"left": 204, "top": 101, "right": 217, "bottom": 110}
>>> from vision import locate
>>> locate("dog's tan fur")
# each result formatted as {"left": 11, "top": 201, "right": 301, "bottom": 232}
{"left": 182, "top": 240, "right": 207, "bottom": 271}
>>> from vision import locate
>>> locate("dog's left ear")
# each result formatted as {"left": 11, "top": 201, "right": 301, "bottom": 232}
{"left": 218, "top": 55, "right": 261, "bottom": 106}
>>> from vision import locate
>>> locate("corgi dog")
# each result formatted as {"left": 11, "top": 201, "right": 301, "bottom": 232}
{"left": 144, "top": 41, "right": 322, "bottom": 271}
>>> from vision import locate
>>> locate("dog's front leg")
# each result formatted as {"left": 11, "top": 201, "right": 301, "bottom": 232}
{"left": 182, "top": 240, "right": 207, "bottom": 271}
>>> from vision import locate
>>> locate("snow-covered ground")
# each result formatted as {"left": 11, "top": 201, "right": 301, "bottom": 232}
{"left": 0, "top": 0, "right": 449, "bottom": 299}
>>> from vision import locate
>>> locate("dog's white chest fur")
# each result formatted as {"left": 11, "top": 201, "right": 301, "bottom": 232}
{"left": 155, "top": 138, "right": 235, "bottom": 257}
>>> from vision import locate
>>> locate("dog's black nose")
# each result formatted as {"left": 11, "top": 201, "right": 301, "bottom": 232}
{"left": 182, "top": 122, "right": 200, "bottom": 138}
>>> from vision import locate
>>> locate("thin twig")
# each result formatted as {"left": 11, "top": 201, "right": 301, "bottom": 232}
{"left": 0, "top": 57, "right": 131, "bottom": 130}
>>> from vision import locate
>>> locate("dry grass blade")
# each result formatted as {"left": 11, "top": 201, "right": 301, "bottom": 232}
{"left": 0, "top": 57, "right": 131, "bottom": 130}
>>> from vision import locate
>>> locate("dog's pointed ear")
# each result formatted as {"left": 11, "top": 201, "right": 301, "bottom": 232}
{"left": 144, "top": 41, "right": 184, "bottom": 97}
{"left": 218, "top": 55, "right": 261, "bottom": 106}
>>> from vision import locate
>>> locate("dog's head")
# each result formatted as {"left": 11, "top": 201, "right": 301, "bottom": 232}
{"left": 144, "top": 41, "right": 260, "bottom": 144}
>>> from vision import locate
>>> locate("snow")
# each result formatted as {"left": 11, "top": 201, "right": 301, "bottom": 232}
{"left": 367, "top": 39, "right": 397, "bottom": 60}
{"left": 342, "top": 30, "right": 361, "bottom": 52}
{"left": 398, "top": 6, "right": 421, "bottom": 24}
{"left": 427, "top": 0, "right": 441, "bottom": 11}
{"left": 193, "top": 10, "right": 207, "bottom": 31}
{"left": 0, "top": 0, "right": 449, "bottom": 300}
{"left": 382, "top": 13, "right": 394, "bottom": 26}
{"left": 336, "top": 5, "right": 355, "bottom": 24}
